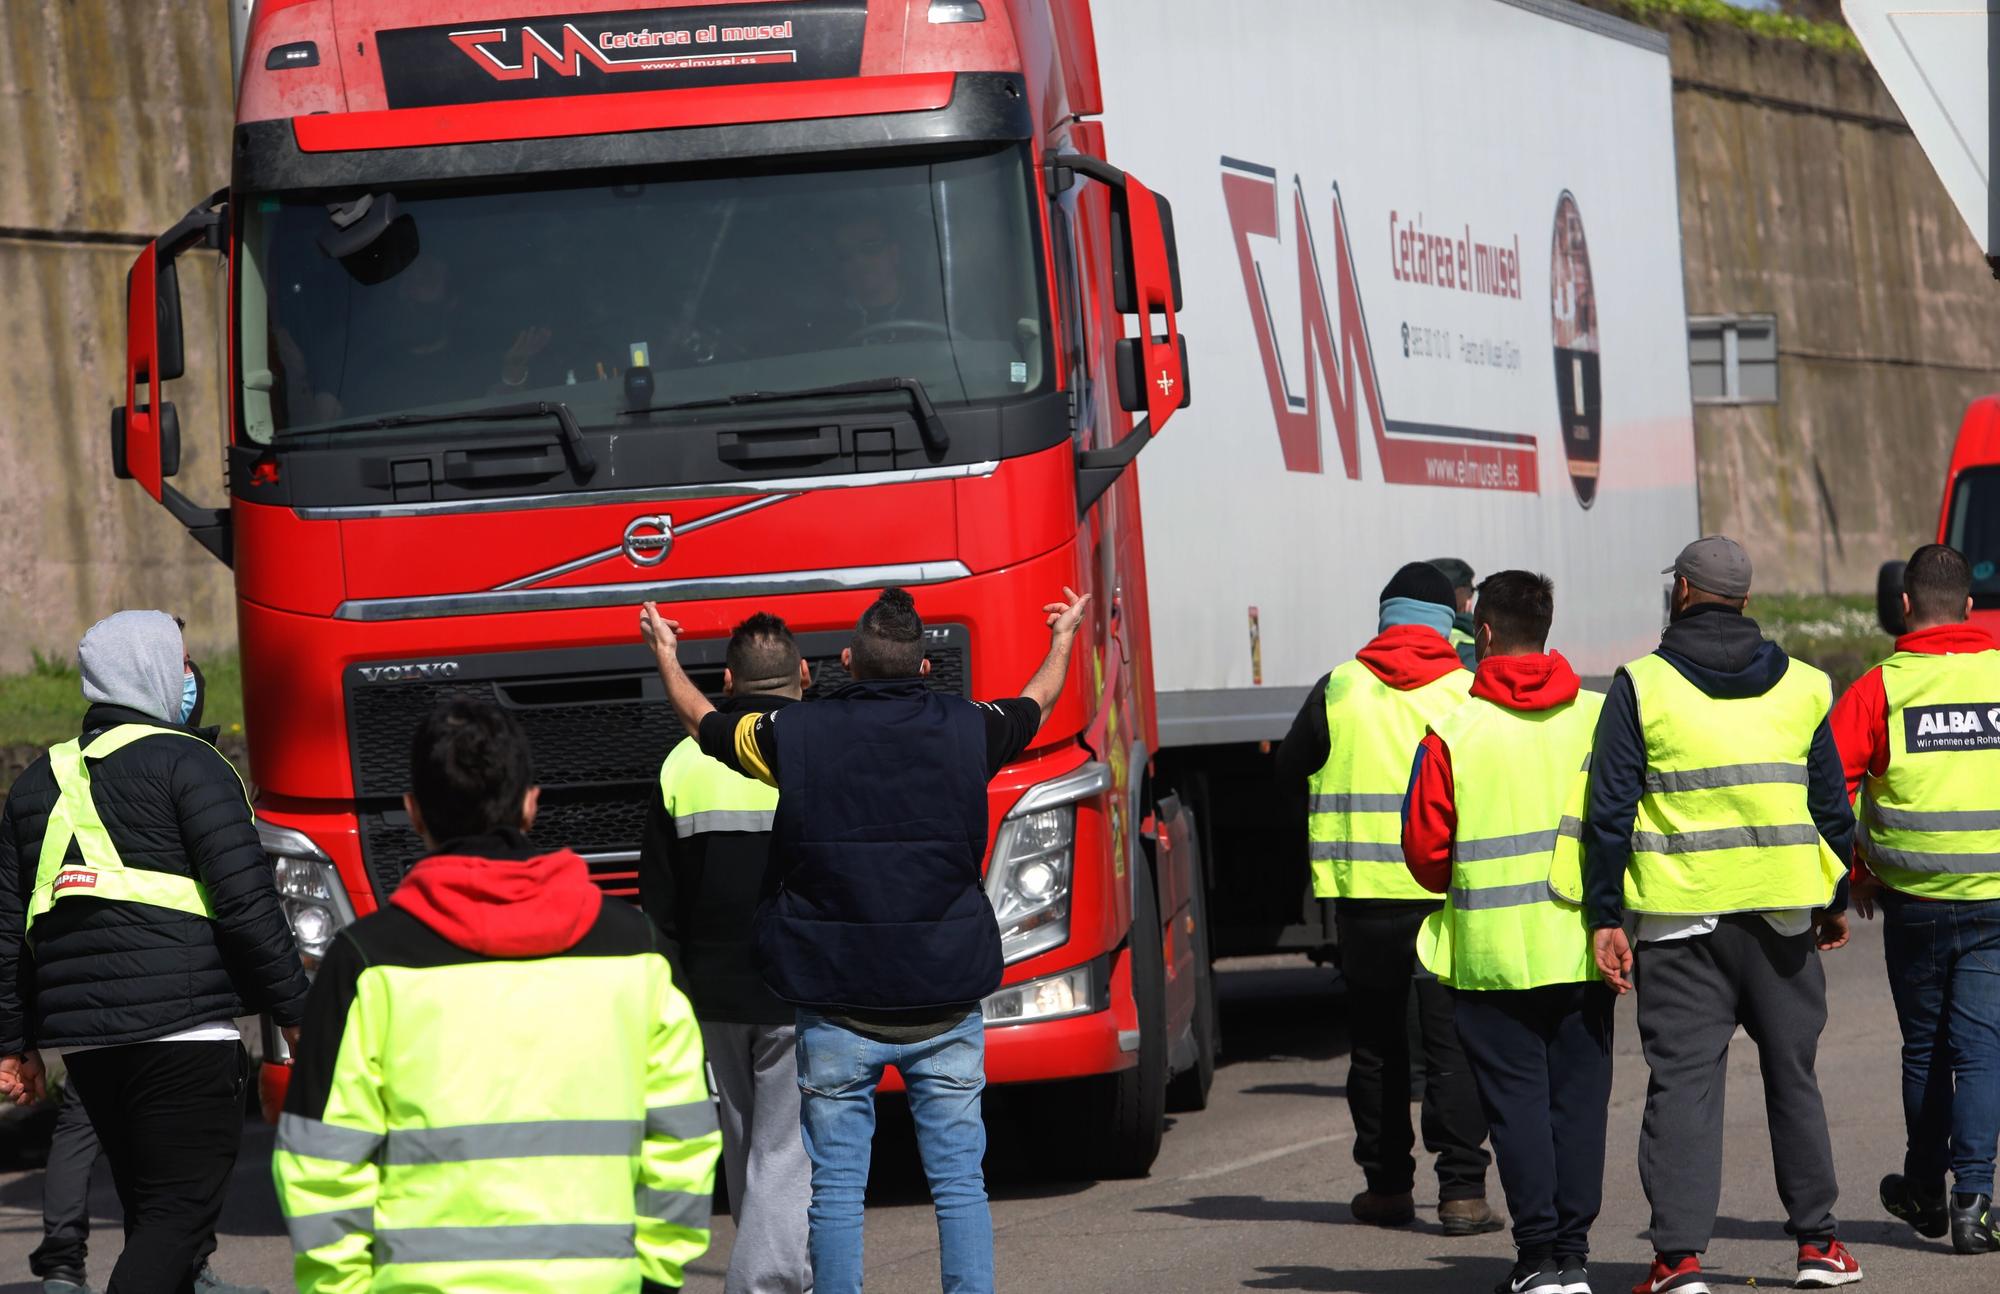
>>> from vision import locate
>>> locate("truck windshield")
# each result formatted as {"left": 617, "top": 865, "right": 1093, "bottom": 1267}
{"left": 1947, "top": 466, "right": 2000, "bottom": 607}
{"left": 237, "top": 145, "right": 1048, "bottom": 442}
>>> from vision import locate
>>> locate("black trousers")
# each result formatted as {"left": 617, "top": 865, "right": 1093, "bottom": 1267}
{"left": 66, "top": 1041, "right": 247, "bottom": 1294}
{"left": 1336, "top": 898, "right": 1491, "bottom": 1199}
{"left": 1453, "top": 982, "right": 1615, "bottom": 1261}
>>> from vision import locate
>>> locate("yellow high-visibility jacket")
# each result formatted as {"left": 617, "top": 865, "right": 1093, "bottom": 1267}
{"left": 273, "top": 841, "right": 719, "bottom": 1293}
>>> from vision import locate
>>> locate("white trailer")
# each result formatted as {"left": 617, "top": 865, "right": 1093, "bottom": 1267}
{"left": 1092, "top": 0, "right": 1700, "bottom": 955}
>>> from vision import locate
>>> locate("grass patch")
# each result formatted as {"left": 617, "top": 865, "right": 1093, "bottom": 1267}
{"left": 1755, "top": 593, "right": 1892, "bottom": 693}
{"left": 0, "top": 653, "right": 246, "bottom": 749}
{"left": 1608, "top": 0, "right": 1864, "bottom": 56}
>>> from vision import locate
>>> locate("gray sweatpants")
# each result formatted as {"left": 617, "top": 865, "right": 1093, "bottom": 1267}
{"left": 704, "top": 1020, "right": 814, "bottom": 1294}
{"left": 1634, "top": 914, "right": 1839, "bottom": 1255}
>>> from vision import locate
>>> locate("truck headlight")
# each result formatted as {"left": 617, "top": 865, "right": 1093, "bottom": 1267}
{"left": 257, "top": 821, "right": 355, "bottom": 972}
{"left": 985, "top": 762, "right": 1110, "bottom": 964}
{"left": 982, "top": 961, "right": 1097, "bottom": 1025}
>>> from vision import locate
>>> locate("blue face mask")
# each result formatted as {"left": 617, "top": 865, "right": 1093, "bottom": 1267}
{"left": 180, "top": 670, "right": 199, "bottom": 724}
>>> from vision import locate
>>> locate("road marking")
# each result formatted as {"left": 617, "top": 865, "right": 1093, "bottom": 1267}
{"left": 1179, "top": 1131, "right": 1350, "bottom": 1183}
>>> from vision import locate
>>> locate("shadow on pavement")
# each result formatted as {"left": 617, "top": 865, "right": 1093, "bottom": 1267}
{"left": 1688, "top": 1211, "right": 1945, "bottom": 1257}
{"left": 1240, "top": 1081, "right": 1347, "bottom": 1100}
{"left": 1138, "top": 1193, "right": 1344, "bottom": 1225}
{"left": 1216, "top": 962, "right": 1349, "bottom": 1068}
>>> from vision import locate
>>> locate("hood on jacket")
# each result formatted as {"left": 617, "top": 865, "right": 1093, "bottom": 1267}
{"left": 1656, "top": 603, "right": 1790, "bottom": 699}
{"left": 390, "top": 829, "right": 604, "bottom": 958}
{"left": 1357, "top": 625, "right": 1464, "bottom": 691}
{"left": 78, "top": 610, "right": 184, "bottom": 726}
{"left": 1894, "top": 622, "right": 2000, "bottom": 656}
{"left": 1471, "top": 650, "right": 1582, "bottom": 711}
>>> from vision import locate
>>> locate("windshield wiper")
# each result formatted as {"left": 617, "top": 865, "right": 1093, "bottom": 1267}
{"left": 303, "top": 400, "right": 597, "bottom": 480}
{"left": 622, "top": 377, "right": 948, "bottom": 455}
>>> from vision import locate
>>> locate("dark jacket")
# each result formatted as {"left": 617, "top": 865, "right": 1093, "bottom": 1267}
{"left": 0, "top": 704, "right": 310, "bottom": 1052}
{"left": 752, "top": 679, "right": 1003, "bottom": 1012}
{"left": 639, "top": 694, "right": 793, "bottom": 1026}
{"left": 1583, "top": 605, "right": 1855, "bottom": 928}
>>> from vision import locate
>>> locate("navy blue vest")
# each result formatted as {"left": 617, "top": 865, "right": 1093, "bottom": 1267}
{"left": 753, "top": 678, "right": 1003, "bottom": 1010}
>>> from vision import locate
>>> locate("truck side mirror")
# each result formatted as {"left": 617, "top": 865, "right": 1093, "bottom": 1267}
{"left": 1877, "top": 559, "right": 1909, "bottom": 636}
{"left": 114, "top": 189, "right": 233, "bottom": 564}
{"left": 1050, "top": 155, "right": 1193, "bottom": 515}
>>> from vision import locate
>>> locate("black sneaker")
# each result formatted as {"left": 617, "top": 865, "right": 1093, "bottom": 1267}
{"left": 1880, "top": 1172, "right": 1948, "bottom": 1239}
{"left": 1556, "top": 1257, "right": 1592, "bottom": 1294}
{"left": 1951, "top": 1192, "right": 2000, "bottom": 1255}
{"left": 1492, "top": 1261, "right": 1563, "bottom": 1294}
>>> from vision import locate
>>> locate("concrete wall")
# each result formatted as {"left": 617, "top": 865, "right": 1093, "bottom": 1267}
{"left": 0, "top": 1, "right": 237, "bottom": 674}
{"left": 1649, "top": 12, "right": 2000, "bottom": 592}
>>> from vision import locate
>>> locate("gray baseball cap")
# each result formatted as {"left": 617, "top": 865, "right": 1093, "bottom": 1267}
{"left": 1662, "top": 535, "right": 1752, "bottom": 599}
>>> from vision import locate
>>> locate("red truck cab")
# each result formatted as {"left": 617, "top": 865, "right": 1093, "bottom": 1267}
{"left": 1879, "top": 395, "right": 2000, "bottom": 638}
{"left": 114, "top": 0, "right": 1206, "bottom": 1176}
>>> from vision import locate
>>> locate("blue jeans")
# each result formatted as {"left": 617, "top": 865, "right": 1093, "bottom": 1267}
{"left": 795, "top": 1009, "right": 993, "bottom": 1294}
{"left": 1882, "top": 889, "right": 2000, "bottom": 1195}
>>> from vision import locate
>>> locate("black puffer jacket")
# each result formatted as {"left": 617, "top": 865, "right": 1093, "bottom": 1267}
{"left": 0, "top": 704, "right": 310, "bottom": 1052}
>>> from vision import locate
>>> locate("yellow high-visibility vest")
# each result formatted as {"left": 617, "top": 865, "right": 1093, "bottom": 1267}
{"left": 1861, "top": 648, "right": 2000, "bottom": 899}
{"left": 27, "top": 724, "right": 231, "bottom": 933}
{"left": 658, "top": 734, "right": 778, "bottom": 834}
{"left": 1417, "top": 688, "right": 1601, "bottom": 990}
{"left": 1615, "top": 653, "right": 1844, "bottom": 914}
{"left": 1308, "top": 659, "right": 1471, "bottom": 901}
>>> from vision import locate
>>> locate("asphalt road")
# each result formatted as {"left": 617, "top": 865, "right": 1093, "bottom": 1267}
{"left": 0, "top": 915, "right": 1992, "bottom": 1293}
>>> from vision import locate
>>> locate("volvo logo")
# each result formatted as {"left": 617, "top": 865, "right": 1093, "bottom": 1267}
{"left": 623, "top": 514, "right": 674, "bottom": 567}
{"left": 357, "top": 661, "right": 461, "bottom": 684}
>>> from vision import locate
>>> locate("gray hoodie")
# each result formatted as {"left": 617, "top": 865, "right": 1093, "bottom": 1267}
{"left": 78, "top": 610, "right": 184, "bottom": 725}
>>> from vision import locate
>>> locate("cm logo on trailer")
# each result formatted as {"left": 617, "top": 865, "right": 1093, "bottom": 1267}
{"left": 1218, "top": 158, "right": 1538, "bottom": 493}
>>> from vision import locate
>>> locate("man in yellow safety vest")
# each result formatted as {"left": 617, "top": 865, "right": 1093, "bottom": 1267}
{"left": 1833, "top": 543, "right": 2000, "bottom": 1254}
{"left": 274, "top": 698, "right": 719, "bottom": 1292}
{"left": 641, "top": 612, "right": 812, "bottom": 1293}
{"left": 1276, "top": 561, "right": 1498, "bottom": 1235}
{"left": 0, "top": 610, "right": 309, "bottom": 1294}
{"left": 1581, "top": 537, "right": 1861, "bottom": 1293}
{"left": 1402, "top": 571, "right": 1609, "bottom": 1294}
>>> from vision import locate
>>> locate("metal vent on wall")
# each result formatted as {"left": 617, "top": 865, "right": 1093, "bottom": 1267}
{"left": 344, "top": 629, "right": 970, "bottom": 900}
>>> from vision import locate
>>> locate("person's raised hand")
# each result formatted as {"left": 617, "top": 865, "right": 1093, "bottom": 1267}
{"left": 639, "top": 603, "right": 683, "bottom": 657}
{"left": 1044, "top": 587, "right": 1091, "bottom": 639}
{"left": 1593, "top": 927, "right": 1634, "bottom": 996}
{"left": 1815, "top": 909, "right": 1850, "bottom": 952}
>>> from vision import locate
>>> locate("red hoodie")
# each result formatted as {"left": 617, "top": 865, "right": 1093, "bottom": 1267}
{"left": 391, "top": 842, "right": 605, "bottom": 958}
{"left": 1358, "top": 624, "right": 1466, "bottom": 691}
{"left": 1401, "top": 651, "right": 1583, "bottom": 894}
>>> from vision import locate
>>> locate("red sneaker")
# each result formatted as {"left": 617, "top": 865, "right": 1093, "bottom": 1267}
{"left": 1795, "top": 1238, "right": 1863, "bottom": 1287}
{"left": 1631, "top": 1254, "right": 1707, "bottom": 1294}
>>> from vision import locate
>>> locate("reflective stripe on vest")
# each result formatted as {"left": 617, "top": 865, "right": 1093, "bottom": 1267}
{"left": 1862, "top": 647, "right": 2000, "bottom": 899}
{"left": 1307, "top": 658, "right": 1471, "bottom": 900}
{"left": 26, "top": 725, "right": 232, "bottom": 933}
{"left": 658, "top": 734, "right": 778, "bottom": 834}
{"left": 1619, "top": 653, "right": 1844, "bottom": 915}
{"left": 1417, "top": 689, "right": 1601, "bottom": 990}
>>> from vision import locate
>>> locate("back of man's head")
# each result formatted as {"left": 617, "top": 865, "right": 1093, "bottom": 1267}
{"left": 1905, "top": 543, "right": 1973, "bottom": 628}
{"left": 409, "top": 699, "right": 535, "bottom": 843}
{"left": 727, "top": 612, "right": 804, "bottom": 698}
{"left": 1474, "top": 570, "right": 1556, "bottom": 655}
{"left": 848, "top": 587, "right": 925, "bottom": 680}
{"left": 78, "top": 609, "right": 185, "bottom": 727}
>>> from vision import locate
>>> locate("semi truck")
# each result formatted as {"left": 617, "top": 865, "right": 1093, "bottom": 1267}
{"left": 113, "top": 0, "right": 1696, "bottom": 1176}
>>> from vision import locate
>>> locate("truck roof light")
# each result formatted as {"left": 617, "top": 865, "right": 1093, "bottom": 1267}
{"left": 928, "top": 1, "right": 986, "bottom": 23}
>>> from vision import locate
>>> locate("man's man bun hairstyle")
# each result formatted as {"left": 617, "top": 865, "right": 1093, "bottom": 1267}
{"left": 727, "top": 612, "right": 801, "bottom": 690}
{"left": 849, "top": 586, "right": 925, "bottom": 678}
{"left": 1904, "top": 543, "right": 1973, "bottom": 625}
{"left": 1474, "top": 569, "right": 1556, "bottom": 650}
{"left": 409, "top": 698, "right": 535, "bottom": 842}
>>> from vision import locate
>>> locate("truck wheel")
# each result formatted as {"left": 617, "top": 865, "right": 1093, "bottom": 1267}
{"left": 1087, "top": 871, "right": 1167, "bottom": 1178}
{"left": 1166, "top": 866, "right": 1217, "bottom": 1113}
{"left": 1877, "top": 560, "right": 1908, "bottom": 636}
